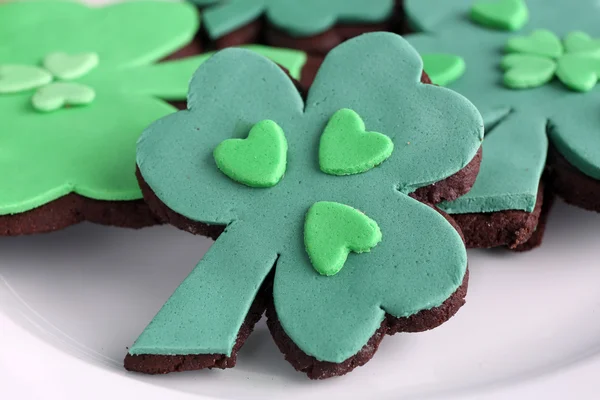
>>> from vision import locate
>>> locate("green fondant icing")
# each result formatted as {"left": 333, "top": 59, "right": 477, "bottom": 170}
{"left": 32, "top": 82, "right": 95, "bottom": 112}
{"left": 501, "top": 54, "right": 557, "bottom": 89}
{"left": 0, "top": 65, "right": 52, "bottom": 94}
{"left": 43, "top": 52, "right": 99, "bottom": 80}
{"left": 564, "top": 31, "right": 600, "bottom": 56}
{"left": 506, "top": 30, "right": 563, "bottom": 58}
{"left": 132, "top": 33, "right": 481, "bottom": 362}
{"left": 214, "top": 120, "right": 288, "bottom": 188}
{"left": 304, "top": 202, "right": 382, "bottom": 277}
{"left": 319, "top": 108, "right": 394, "bottom": 176}
{"left": 0, "top": 1, "right": 308, "bottom": 216}
{"left": 556, "top": 54, "right": 600, "bottom": 92}
{"left": 470, "top": 0, "right": 529, "bottom": 31}
{"left": 200, "top": 0, "right": 395, "bottom": 39}
{"left": 421, "top": 53, "right": 466, "bottom": 86}
{"left": 440, "top": 113, "right": 547, "bottom": 214}
{"left": 405, "top": 0, "right": 600, "bottom": 211}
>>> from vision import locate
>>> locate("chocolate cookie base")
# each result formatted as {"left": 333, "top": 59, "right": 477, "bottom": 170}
{"left": 547, "top": 145, "right": 600, "bottom": 213}
{"left": 266, "top": 270, "right": 468, "bottom": 379}
{"left": 511, "top": 180, "right": 555, "bottom": 252}
{"left": 0, "top": 194, "right": 159, "bottom": 236}
{"left": 131, "top": 170, "right": 470, "bottom": 377}
{"left": 450, "top": 183, "right": 545, "bottom": 250}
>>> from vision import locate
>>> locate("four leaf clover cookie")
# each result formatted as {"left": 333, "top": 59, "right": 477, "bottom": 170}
{"left": 406, "top": 0, "right": 600, "bottom": 251}
{"left": 0, "top": 0, "right": 309, "bottom": 236}
{"left": 193, "top": 0, "right": 396, "bottom": 54}
{"left": 125, "top": 33, "right": 484, "bottom": 379}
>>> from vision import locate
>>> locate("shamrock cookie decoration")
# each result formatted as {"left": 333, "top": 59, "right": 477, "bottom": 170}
{"left": 193, "top": 0, "right": 396, "bottom": 54}
{"left": 125, "top": 33, "right": 484, "bottom": 379}
{"left": 503, "top": 30, "right": 600, "bottom": 91}
{"left": 406, "top": 0, "right": 600, "bottom": 251}
{"left": 0, "top": 1, "right": 310, "bottom": 236}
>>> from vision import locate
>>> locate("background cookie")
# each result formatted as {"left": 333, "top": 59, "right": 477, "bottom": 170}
{"left": 194, "top": 0, "right": 403, "bottom": 54}
{"left": 404, "top": 0, "right": 600, "bottom": 249}
{"left": 0, "top": 1, "right": 314, "bottom": 236}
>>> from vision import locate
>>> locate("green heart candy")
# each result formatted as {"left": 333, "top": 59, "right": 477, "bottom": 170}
{"left": 556, "top": 54, "right": 600, "bottom": 92}
{"left": 564, "top": 31, "right": 600, "bottom": 57}
{"left": 32, "top": 82, "right": 96, "bottom": 112}
{"left": 422, "top": 53, "right": 466, "bottom": 86}
{"left": 304, "top": 201, "right": 382, "bottom": 277}
{"left": 43, "top": 52, "right": 99, "bottom": 80}
{"left": 501, "top": 53, "right": 557, "bottom": 89}
{"left": 319, "top": 108, "right": 394, "bottom": 176}
{"left": 214, "top": 120, "right": 288, "bottom": 188}
{"left": 506, "top": 29, "right": 563, "bottom": 59}
{"left": 0, "top": 65, "right": 53, "bottom": 94}
{"left": 471, "top": 0, "right": 529, "bottom": 31}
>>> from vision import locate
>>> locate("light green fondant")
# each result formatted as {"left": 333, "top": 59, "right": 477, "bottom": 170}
{"left": 319, "top": 108, "right": 394, "bottom": 176}
{"left": 470, "top": 0, "right": 529, "bottom": 31}
{"left": 421, "top": 53, "right": 466, "bottom": 86}
{"left": 501, "top": 53, "right": 557, "bottom": 89}
{"left": 304, "top": 202, "right": 382, "bottom": 277}
{"left": 214, "top": 120, "right": 288, "bottom": 188}
{"left": 564, "top": 31, "right": 600, "bottom": 56}
{"left": 32, "top": 82, "right": 96, "bottom": 112}
{"left": 0, "top": 65, "right": 52, "bottom": 94}
{"left": 506, "top": 30, "right": 563, "bottom": 58}
{"left": 132, "top": 33, "right": 481, "bottom": 362}
{"left": 556, "top": 54, "right": 600, "bottom": 92}
{"left": 405, "top": 0, "right": 600, "bottom": 211}
{"left": 43, "top": 52, "right": 99, "bottom": 80}
{"left": 0, "top": 1, "right": 309, "bottom": 216}
{"left": 200, "top": 0, "right": 394, "bottom": 39}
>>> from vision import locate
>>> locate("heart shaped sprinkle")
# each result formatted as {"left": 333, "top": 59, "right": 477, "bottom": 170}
{"left": 470, "top": 0, "right": 529, "bottom": 31}
{"left": 422, "top": 53, "right": 466, "bottom": 86}
{"left": 506, "top": 29, "right": 563, "bottom": 59}
{"left": 319, "top": 108, "right": 394, "bottom": 176}
{"left": 43, "top": 52, "right": 99, "bottom": 80}
{"left": 0, "top": 65, "right": 52, "bottom": 94}
{"left": 31, "top": 82, "right": 96, "bottom": 112}
{"left": 501, "top": 53, "right": 557, "bottom": 89}
{"left": 214, "top": 120, "right": 288, "bottom": 188}
{"left": 564, "top": 31, "right": 600, "bottom": 57}
{"left": 556, "top": 54, "right": 600, "bottom": 92}
{"left": 304, "top": 201, "right": 382, "bottom": 277}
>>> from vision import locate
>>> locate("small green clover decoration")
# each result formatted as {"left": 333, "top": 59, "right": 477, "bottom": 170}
{"left": 131, "top": 33, "right": 483, "bottom": 366}
{"left": 502, "top": 30, "right": 600, "bottom": 92}
{"left": 0, "top": 52, "right": 98, "bottom": 112}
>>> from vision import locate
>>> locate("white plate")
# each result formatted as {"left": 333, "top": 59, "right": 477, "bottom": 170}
{"left": 1, "top": 199, "right": 600, "bottom": 400}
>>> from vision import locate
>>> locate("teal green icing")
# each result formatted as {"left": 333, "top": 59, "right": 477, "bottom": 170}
{"left": 405, "top": 0, "right": 600, "bottom": 212}
{"left": 440, "top": 112, "right": 547, "bottom": 214}
{"left": 133, "top": 33, "right": 480, "bottom": 362}
{"left": 201, "top": 0, "right": 394, "bottom": 39}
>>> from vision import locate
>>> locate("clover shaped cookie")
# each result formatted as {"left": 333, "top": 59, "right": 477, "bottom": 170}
{"left": 125, "top": 33, "right": 483, "bottom": 379}
{"left": 406, "top": 0, "right": 600, "bottom": 250}
{"left": 0, "top": 0, "right": 308, "bottom": 236}
{"left": 193, "top": 0, "right": 397, "bottom": 54}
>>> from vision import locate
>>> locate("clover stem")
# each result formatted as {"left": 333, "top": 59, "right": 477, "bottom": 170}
{"left": 129, "top": 222, "right": 277, "bottom": 357}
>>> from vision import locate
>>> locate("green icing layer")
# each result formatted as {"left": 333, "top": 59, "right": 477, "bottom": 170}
{"left": 200, "top": 0, "right": 395, "bottom": 39}
{"left": 131, "top": 33, "right": 482, "bottom": 363}
{"left": 406, "top": 0, "right": 600, "bottom": 215}
{"left": 0, "top": 1, "right": 307, "bottom": 216}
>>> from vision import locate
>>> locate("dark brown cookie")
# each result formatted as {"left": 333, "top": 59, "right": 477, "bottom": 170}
{"left": 450, "top": 183, "right": 545, "bottom": 250}
{"left": 547, "top": 145, "right": 600, "bottom": 213}
{"left": 511, "top": 179, "right": 555, "bottom": 252}
{"left": 266, "top": 270, "right": 468, "bottom": 379}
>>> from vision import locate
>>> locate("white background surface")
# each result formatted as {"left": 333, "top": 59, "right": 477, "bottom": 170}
{"left": 2, "top": 200, "right": 600, "bottom": 399}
